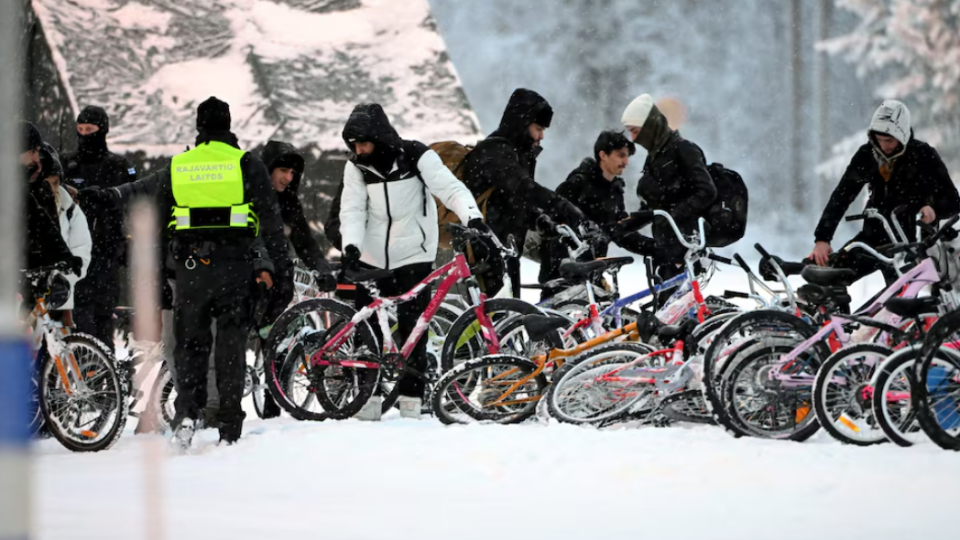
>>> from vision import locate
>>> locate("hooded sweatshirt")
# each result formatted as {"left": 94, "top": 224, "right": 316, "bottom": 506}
{"left": 814, "top": 101, "right": 960, "bottom": 244}
{"left": 338, "top": 103, "right": 481, "bottom": 269}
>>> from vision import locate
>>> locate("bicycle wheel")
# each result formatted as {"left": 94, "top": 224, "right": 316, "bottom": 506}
{"left": 915, "top": 313, "right": 960, "bottom": 449}
{"left": 813, "top": 343, "right": 891, "bottom": 446}
{"left": 264, "top": 298, "right": 380, "bottom": 421}
{"left": 547, "top": 342, "right": 659, "bottom": 426}
{"left": 701, "top": 310, "right": 823, "bottom": 438}
{"left": 431, "top": 354, "right": 548, "bottom": 425}
{"left": 720, "top": 338, "right": 824, "bottom": 441}
{"left": 150, "top": 362, "right": 177, "bottom": 432}
{"left": 872, "top": 345, "right": 938, "bottom": 447}
{"left": 40, "top": 333, "right": 128, "bottom": 452}
{"left": 440, "top": 298, "right": 562, "bottom": 369}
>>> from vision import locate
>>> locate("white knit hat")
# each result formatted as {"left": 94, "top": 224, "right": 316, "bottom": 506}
{"left": 621, "top": 94, "right": 655, "bottom": 128}
{"left": 869, "top": 100, "right": 911, "bottom": 146}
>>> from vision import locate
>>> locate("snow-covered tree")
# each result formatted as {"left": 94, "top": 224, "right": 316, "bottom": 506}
{"left": 819, "top": 0, "right": 960, "bottom": 176}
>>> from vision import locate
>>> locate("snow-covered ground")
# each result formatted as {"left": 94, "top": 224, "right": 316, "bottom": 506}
{"left": 34, "top": 414, "right": 960, "bottom": 540}
{"left": 35, "top": 259, "right": 927, "bottom": 540}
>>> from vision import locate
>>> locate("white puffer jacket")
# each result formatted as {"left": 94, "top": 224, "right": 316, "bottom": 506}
{"left": 56, "top": 186, "right": 92, "bottom": 310}
{"left": 340, "top": 149, "right": 482, "bottom": 270}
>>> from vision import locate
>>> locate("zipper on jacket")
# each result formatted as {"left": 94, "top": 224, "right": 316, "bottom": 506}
{"left": 418, "top": 223, "right": 427, "bottom": 253}
{"left": 383, "top": 182, "right": 392, "bottom": 269}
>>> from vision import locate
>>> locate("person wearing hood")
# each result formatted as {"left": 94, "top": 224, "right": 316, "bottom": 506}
{"left": 809, "top": 100, "right": 960, "bottom": 283}
{"left": 260, "top": 140, "right": 337, "bottom": 292}
{"left": 462, "top": 88, "right": 587, "bottom": 297}
{"left": 339, "top": 103, "right": 484, "bottom": 420}
{"left": 139, "top": 97, "right": 288, "bottom": 448}
{"left": 58, "top": 106, "right": 137, "bottom": 347}
{"left": 538, "top": 130, "right": 654, "bottom": 299}
{"left": 40, "top": 142, "right": 92, "bottom": 320}
{"left": 622, "top": 94, "right": 717, "bottom": 277}
{"left": 21, "top": 122, "right": 79, "bottom": 274}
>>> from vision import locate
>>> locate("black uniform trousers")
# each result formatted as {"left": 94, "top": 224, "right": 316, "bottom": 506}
{"left": 173, "top": 258, "right": 253, "bottom": 440}
{"left": 354, "top": 262, "right": 433, "bottom": 399}
{"left": 73, "top": 257, "right": 121, "bottom": 347}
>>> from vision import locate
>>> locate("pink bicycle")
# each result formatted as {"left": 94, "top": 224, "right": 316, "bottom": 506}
{"left": 263, "top": 224, "right": 561, "bottom": 421}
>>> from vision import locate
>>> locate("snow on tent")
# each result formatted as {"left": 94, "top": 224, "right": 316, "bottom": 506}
{"left": 22, "top": 0, "right": 481, "bottom": 249}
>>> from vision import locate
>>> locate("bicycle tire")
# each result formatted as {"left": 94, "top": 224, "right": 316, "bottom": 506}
{"left": 546, "top": 341, "right": 658, "bottom": 426}
{"left": 150, "top": 362, "right": 177, "bottom": 432}
{"left": 264, "top": 298, "right": 379, "bottom": 421}
{"left": 40, "top": 333, "right": 128, "bottom": 452}
{"left": 915, "top": 312, "right": 960, "bottom": 450}
{"left": 871, "top": 345, "right": 935, "bottom": 447}
{"left": 439, "top": 298, "right": 560, "bottom": 369}
{"left": 720, "top": 338, "right": 823, "bottom": 441}
{"left": 431, "top": 354, "right": 548, "bottom": 425}
{"left": 812, "top": 343, "right": 891, "bottom": 446}
{"left": 701, "top": 310, "right": 823, "bottom": 438}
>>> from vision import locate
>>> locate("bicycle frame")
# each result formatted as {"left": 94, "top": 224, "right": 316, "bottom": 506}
{"left": 309, "top": 252, "right": 497, "bottom": 369}
{"left": 769, "top": 257, "right": 940, "bottom": 387}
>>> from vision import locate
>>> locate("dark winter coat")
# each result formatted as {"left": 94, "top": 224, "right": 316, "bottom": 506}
{"left": 637, "top": 132, "right": 717, "bottom": 263}
{"left": 24, "top": 172, "right": 74, "bottom": 271}
{"left": 260, "top": 141, "right": 331, "bottom": 276}
{"left": 462, "top": 89, "right": 583, "bottom": 247}
{"left": 60, "top": 146, "right": 136, "bottom": 265}
{"left": 814, "top": 136, "right": 960, "bottom": 245}
{"left": 148, "top": 131, "right": 288, "bottom": 276}
{"left": 539, "top": 158, "right": 655, "bottom": 291}
{"left": 557, "top": 158, "right": 656, "bottom": 255}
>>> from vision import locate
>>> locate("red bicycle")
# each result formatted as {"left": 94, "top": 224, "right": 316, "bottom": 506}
{"left": 264, "top": 224, "right": 562, "bottom": 420}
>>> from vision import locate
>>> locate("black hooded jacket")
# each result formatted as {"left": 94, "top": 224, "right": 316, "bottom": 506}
{"left": 60, "top": 135, "right": 136, "bottom": 266}
{"left": 814, "top": 135, "right": 960, "bottom": 245}
{"left": 24, "top": 172, "right": 75, "bottom": 271}
{"left": 261, "top": 141, "right": 331, "bottom": 275}
{"left": 462, "top": 89, "right": 583, "bottom": 246}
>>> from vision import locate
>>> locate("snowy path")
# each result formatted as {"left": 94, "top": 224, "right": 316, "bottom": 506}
{"left": 35, "top": 415, "right": 960, "bottom": 540}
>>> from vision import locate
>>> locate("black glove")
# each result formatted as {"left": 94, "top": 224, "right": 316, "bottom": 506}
{"left": 555, "top": 199, "right": 584, "bottom": 228}
{"left": 341, "top": 245, "right": 361, "bottom": 270}
{"left": 468, "top": 218, "right": 490, "bottom": 234}
{"left": 314, "top": 271, "right": 338, "bottom": 292}
{"left": 66, "top": 256, "right": 83, "bottom": 277}
{"left": 79, "top": 186, "right": 120, "bottom": 208}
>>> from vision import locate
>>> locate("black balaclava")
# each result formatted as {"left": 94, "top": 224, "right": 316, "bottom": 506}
{"left": 76, "top": 105, "right": 110, "bottom": 162}
{"left": 635, "top": 105, "right": 673, "bottom": 154}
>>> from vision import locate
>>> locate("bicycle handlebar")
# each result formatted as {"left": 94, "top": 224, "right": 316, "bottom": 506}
{"left": 708, "top": 253, "right": 732, "bottom": 265}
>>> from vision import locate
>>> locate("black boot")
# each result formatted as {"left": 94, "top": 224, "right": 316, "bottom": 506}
{"left": 261, "top": 389, "right": 281, "bottom": 419}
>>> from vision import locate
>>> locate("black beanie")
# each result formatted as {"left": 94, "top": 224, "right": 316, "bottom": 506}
{"left": 21, "top": 121, "right": 42, "bottom": 153}
{"left": 196, "top": 97, "right": 231, "bottom": 132}
{"left": 77, "top": 105, "right": 109, "bottom": 134}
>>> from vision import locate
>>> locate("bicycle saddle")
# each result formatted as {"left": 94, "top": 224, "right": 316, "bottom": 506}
{"left": 559, "top": 260, "right": 608, "bottom": 280}
{"left": 884, "top": 296, "right": 939, "bottom": 318}
{"left": 800, "top": 266, "right": 857, "bottom": 287}
{"left": 343, "top": 266, "right": 393, "bottom": 284}
{"left": 758, "top": 255, "right": 806, "bottom": 281}
{"left": 597, "top": 256, "right": 635, "bottom": 272}
{"left": 522, "top": 314, "right": 570, "bottom": 341}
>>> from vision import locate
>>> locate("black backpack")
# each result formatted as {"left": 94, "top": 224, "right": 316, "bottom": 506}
{"left": 703, "top": 163, "right": 748, "bottom": 247}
